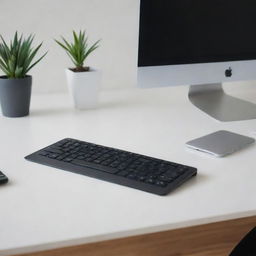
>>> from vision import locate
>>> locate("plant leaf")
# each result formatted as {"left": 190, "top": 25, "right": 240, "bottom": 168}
{"left": 26, "top": 51, "right": 48, "bottom": 74}
{"left": 55, "top": 30, "right": 100, "bottom": 69}
{"left": 0, "top": 32, "right": 47, "bottom": 78}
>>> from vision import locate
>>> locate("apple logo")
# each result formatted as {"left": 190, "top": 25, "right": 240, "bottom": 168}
{"left": 225, "top": 67, "right": 232, "bottom": 77}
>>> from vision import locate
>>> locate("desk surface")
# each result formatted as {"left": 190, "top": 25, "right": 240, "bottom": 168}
{"left": 1, "top": 85, "right": 256, "bottom": 255}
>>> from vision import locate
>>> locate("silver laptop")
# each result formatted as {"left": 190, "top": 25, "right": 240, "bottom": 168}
{"left": 186, "top": 130, "right": 255, "bottom": 157}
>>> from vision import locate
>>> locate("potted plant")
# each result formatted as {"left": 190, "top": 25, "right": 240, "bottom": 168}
{"left": 0, "top": 32, "right": 47, "bottom": 117}
{"left": 55, "top": 30, "right": 101, "bottom": 109}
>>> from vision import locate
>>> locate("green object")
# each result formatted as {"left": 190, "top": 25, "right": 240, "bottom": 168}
{"left": 0, "top": 32, "right": 47, "bottom": 78}
{"left": 55, "top": 30, "right": 100, "bottom": 72}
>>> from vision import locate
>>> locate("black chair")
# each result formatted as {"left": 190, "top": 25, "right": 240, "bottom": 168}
{"left": 229, "top": 227, "right": 256, "bottom": 256}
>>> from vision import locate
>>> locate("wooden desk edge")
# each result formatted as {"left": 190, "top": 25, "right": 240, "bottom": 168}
{"left": 14, "top": 215, "right": 256, "bottom": 256}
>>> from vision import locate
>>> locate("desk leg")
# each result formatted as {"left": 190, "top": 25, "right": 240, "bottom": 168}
{"left": 15, "top": 216, "right": 256, "bottom": 256}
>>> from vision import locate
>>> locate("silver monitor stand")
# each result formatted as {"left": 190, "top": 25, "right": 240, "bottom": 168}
{"left": 188, "top": 83, "right": 256, "bottom": 122}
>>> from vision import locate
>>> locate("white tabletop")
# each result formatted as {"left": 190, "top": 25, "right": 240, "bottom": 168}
{"left": 1, "top": 85, "right": 256, "bottom": 255}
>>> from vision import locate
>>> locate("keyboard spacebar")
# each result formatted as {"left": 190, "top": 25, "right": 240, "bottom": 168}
{"left": 71, "top": 159, "right": 118, "bottom": 174}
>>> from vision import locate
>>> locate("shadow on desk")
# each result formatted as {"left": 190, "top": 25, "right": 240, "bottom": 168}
{"left": 30, "top": 108, "right": 72, "bottom": 117}
{"left": 171, "top": 172, "right": 208, "bottom": 196}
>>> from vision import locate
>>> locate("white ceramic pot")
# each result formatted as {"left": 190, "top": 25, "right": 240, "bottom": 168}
{"left": 65, "top": 68, "right": 101, "bottom": 109}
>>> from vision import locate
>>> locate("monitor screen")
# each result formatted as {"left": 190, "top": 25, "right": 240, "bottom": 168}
{"left": 138, "top": 0, "right": 256, "bottom": 67}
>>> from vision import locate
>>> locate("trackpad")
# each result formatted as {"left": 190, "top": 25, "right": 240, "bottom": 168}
{"left": 186, "top": 130, "right": 255, "bottom": 157}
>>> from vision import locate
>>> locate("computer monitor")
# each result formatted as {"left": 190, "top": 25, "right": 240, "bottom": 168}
{"left": 137, "top": 0, "right": 256, "bottom": 121}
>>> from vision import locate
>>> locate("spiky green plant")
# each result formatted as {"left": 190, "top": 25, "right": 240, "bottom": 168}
{"left": 55, "top": 30, "right": 100, "bottom": 72}
{"left": 0, "top": 32, "right": 47, "bottom": 79}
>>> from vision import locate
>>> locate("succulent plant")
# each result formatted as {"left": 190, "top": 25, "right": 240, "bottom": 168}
{"left": 55, "top": 30, "right": 100, "bottom": 72}
{"left": 0, "top": 32, "right": 47, "bottom": 78}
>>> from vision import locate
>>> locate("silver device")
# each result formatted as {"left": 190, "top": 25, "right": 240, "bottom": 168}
{"left": 186, "top": 130, "right": 255, "bottom": 157}
{"left": 137, "top": 0, "right": 256, "bottom": 122}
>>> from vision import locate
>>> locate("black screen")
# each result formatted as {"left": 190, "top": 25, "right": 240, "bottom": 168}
{"left": 138, "top": 0, "right": 256, "bottom": 66}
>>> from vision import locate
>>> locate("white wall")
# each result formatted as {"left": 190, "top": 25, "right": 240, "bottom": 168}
{"left": 1, "top": 0, "right": 255, "bottom": 94}
{"left": 0, "top": 0, "right": 140, "bottom": 93}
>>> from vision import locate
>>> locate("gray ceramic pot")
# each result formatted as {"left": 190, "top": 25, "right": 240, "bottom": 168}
{"left": 0, "top": 75, "right": 32, "bottom": 117}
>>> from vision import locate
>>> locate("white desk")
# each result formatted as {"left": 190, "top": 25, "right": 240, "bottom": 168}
{"left": 0, "top": 85, "right": 256, "bottom": 256}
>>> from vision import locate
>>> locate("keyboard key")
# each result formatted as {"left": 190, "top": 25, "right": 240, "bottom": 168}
{"left": 117, "top": 164, "right": 127, "bottom": 170}
{"left": 159, "top": 175, "right": 173, "bottom": 182}
{"left": 127, "top": 173, "right": 136, "bottom": 180}
{"left": 56, "top": 155, "right": 66, "bottom": 160}
{"left": 92, "top": 159, "right": 100, "bottom": 164}
{"left": 138, "top": 176, "right": 146, "bottom": 181}
{"left": 39, "top": 151, "right": 48, "bottom": 156}
{"left": 46, "top": 148, "right": 63, "bottom": 154}
{"left": 145, "top": 178, "right": 155, "bottom": 184}
{"left": 63, "top": 157, "right": 73, "bottom": 162}
{"left": 72, "top": 159, "right": 118, "bottom": 174}
{"left": 155, "top": 180, "right": 167, "bottom": 187}
{"left": 177, "top": 166, "right": 187, "bottom": 174}
{"left": 48, "top": 153, "right": 59, "bottom": 159}
{"left": 164, "top": 171, "right": 179, "bottom": 179}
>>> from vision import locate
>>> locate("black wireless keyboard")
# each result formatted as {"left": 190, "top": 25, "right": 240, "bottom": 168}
{"left": 25, "top": 138, "right": 197, "bottom": 195}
